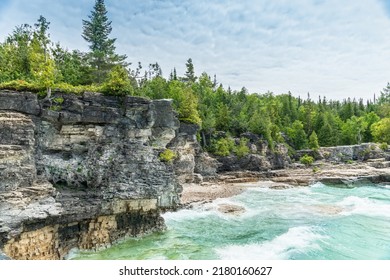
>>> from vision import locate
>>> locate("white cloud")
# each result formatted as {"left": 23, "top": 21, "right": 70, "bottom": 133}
{"left": 1, "top": 0, "right": 390, "bottom": 100}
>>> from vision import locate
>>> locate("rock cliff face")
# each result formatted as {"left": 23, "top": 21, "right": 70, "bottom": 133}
{"left": 295, "top": 143, "right": 389, "bottom": 164}
{"left": 0, "top": 90, "right": 181, "bottom": 259}
{"left": 216, "top": 135, "right": 291, "bottom": 173}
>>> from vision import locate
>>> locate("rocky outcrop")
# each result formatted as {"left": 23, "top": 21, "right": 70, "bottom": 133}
{"left": 216, "top": 141, "right": 290, "bottom": 172}
{"left": 169, "top": 123, "right": 200, "bottom": 183}
{"left": 295, "top": 143, "right": 389, "bottom": 163}
{"left": 266, "top": 161, "right": 390, "bottom": 187}
{"left": 2, "top": 199, "right": 163, "bottom": 260}
{"left": 320, "top": 143, "right": 389, "bottom": 162}
{"left": 194, "top": 152, "right": 219, "bottom": 177}
{"left": 0, "top": 90, "right": 182, "bottom": 259}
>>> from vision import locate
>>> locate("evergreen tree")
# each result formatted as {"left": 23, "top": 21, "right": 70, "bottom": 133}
{"left": 34, "top": 16, "right": 50, "bottom": 60}
{"left": 29, "top": 37, "right": 55, "bottom": 96}
{"left": 215, "top": 103, "right": 231, "bottom": 131}
{"left": 168, "top": 80, "right": 201, "bottom": 124}
{"left": 317, "top": 113, "right": 342, "bottom": 147}
{"left": 309, "top": 131, "right": 320, "bottom": 150}
{"left": 31, "top": 16, "right": 54, "bottom": 96}
{"left": 183, "top": 58, "right": 196, "bottom": 83}
{"left": 318, "top": 122, "right": 334, "bottom": 147}
{"left": 362, "top": 112, "right": 380, "bottom": 142}
{"left": 82, "top": 0, "right": 127, "bottom": 83}
{"left": 378, "top": 82, "right": 390, "bottom": 105}
{"left": 52, "top": 44, "right": 92, "bottom": 85}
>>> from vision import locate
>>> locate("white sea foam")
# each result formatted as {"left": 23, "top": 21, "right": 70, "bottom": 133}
{"left": 338, "top": 196, "right": 390, "bottom": 218}
{"left": 310, "top": 182, "right": 327, "bottom": 188}
{"left": 215, "top": 226, "right": 324, "bottom": 260}
{"left": 162, "top": 208, "right": 213, "bottom": 222}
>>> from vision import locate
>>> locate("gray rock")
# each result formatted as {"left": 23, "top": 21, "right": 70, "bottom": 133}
{"left": 169, "top": 123, "right": 200, "bottom": 183}
{"left": 0, "top": 90, "right": 185, "bottom": 258}
{"left": 215, "top": 142, "right": 290, "bottom": 172}
{"left": 195, "top": 152, "right": 219, "bottom": 176}
{"left": 319, "top": 143, "right": 388, "bottom": 162}
{"left": 0, "top": 91, "right": 40, "bottom": 115}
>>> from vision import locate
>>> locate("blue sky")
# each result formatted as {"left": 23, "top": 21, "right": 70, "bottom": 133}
{"left": 1, "top": 0, "right": 390, "bottom": 100}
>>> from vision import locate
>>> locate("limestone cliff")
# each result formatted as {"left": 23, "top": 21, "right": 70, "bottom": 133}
{"left": 0, "top": 90, "right": 182, "bottom": 259}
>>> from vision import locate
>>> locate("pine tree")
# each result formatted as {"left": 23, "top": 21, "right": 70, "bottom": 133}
{"left": 82, "top": 0, "right": 127, "bottom": 83}
{"left": 32, "top": 16, "right": 54, "bottom": 96}
{"left": 183, "top": 58, "right": 196, "bottom": 83}
{"left": 34, "top": 16, "right": 50, "bottom": 59}
{"left": 378, "top": 82, "right": 390, "bottom": 105}
{"left": 309, "top": 131, "right": 320, "bottom": 150}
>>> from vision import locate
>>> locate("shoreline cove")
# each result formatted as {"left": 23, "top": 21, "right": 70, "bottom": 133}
{"left": 71, "top": 179, "right": 390, "bottom": 260}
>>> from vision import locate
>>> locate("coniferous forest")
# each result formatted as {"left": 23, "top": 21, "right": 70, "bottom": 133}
{"left": 0, "top": 0, "right": 389, "bottom": 156}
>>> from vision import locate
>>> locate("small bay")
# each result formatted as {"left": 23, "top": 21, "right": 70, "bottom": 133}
{"left": 71, "top": 183, "right": 390, "bottom": 260}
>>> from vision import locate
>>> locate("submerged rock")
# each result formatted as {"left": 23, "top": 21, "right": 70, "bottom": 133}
{"left": 217, "top": 204, "right": 246, "bottom": 216}
{"left": 308, "top": 205, "right": 343, "bottom": 215}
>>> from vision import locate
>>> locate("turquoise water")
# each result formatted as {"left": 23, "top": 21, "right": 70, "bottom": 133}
{"left": 71, "top": 183, "right": 390, "bottom": 260}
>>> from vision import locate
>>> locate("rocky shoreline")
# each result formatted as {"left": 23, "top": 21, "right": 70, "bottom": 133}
{"left": 0, "top": 90, "right": 389, "bottom": 260}
{"left": 181, "top": 161, "right": 390, "bottom": 210}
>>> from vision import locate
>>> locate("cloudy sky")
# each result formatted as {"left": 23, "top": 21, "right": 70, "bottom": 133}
{"left": 1, "top": 0, "right": 390, "bottom": 100}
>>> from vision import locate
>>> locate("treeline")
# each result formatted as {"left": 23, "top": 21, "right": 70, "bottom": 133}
{"left": 0, "top": 1, "right": 389, "bottom": 154}
{"left": 135, "top": 70, "right": 390, "bottom": 151}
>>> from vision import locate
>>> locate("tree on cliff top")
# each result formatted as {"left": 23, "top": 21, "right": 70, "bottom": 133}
{"left": 183, "top": 58, "right": 196, "bottom": 84}
{"left": 30, "top": 16, "right": 55, "bottom": 97}
{"left": 82, "top": 0, "right": 127, "bottom": 83}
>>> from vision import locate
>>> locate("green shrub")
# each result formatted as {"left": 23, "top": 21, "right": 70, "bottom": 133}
{"left": 0, "top": 80, "right": 106, "bottom": 96}
{"left": 312, "top": 166, "right": 320, "bottom": 173}
{"left": 53, "top": 82, "right": 102, "bottom": 95}
{"left": 211, "top": 137, "right": 234, "bottom": 156}
{"left": 0, "top": 80, "right": 44, "bottom": 92}
{"left": 300, "top": 154, "right": 314, "bottom": 166}
{"left": 322, "top": 151, "right": 331, "bottom": 159}
{"left": 159, "top": 149, "right": 176, "bottom": 163}
{"left": 53, "top": 97, "right": 64, "bottom": 104}
{"left": 371, "top": 118, "right": 390, "bottom": 144}
{"left": 379, "top": 142, "right": 388, "bottom": 151}
{"left": 49, "top": 105, "right": 62, "bottom": 111}
{"left": 234, "top": 138, "right": 250, "bottom": 158}
{"left": 101, "top": 65, "right": 134, "bottom": 96}
{"left": 346, "top": 159, "right": 354, "bottom": 164}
